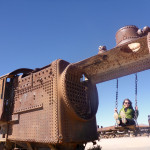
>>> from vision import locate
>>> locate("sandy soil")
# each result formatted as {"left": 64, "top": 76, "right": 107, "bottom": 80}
{"left": 85, "top": 137, "right": 150, "bottom": 150}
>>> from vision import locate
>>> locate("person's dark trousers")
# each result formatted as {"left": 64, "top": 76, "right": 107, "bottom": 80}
{"left": 119, "top": 118, "right": 135, "bottom": 126}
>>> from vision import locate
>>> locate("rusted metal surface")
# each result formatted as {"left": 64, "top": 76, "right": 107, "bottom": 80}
{"left": 73, "top": 33, "right": 150, "bottom": 84}
{"left": 98, "top": 125, "right": 150, "bottom": 139}
{"left": 116, "top": 25, "right": 140, "bottom": 46}
{"left": 4, "top": 59, "right": 98, "bottom": 146}
{"left": 59, "top": 61, "right": 98, "bottom": 143}
{"left": 0, "top": 25, "right": 150, "bottom": 149}
{"left": 61, "top": 64, "right": 98, "bottom": 120}
{"left": 8, "top": 61, "right": 59, "bottom": 143}
{"left": 0, "top": 77, "right": 6, "bottom": 121}
{"left": 8, "top": 68, "right": 33, "bottom": 76}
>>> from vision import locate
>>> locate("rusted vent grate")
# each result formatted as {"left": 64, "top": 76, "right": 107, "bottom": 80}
{"left": 65, "top": 74, "right": 91, "bottom": 119}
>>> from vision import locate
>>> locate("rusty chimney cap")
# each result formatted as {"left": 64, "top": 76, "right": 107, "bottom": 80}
{"left": 116, "top": 25, "right": 140, "bottom": 46}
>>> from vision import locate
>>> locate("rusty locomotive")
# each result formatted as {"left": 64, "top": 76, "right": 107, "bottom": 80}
{"left": 0, "top": 25, "right": 150, "bottom": 150}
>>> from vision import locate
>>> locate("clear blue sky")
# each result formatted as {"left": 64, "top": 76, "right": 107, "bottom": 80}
{"left": 0, "top": 1, "right": 150, "bottom": 127}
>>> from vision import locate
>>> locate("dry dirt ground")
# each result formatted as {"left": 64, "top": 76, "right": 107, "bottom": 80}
{"left": 85, "top": 136, "right": 150, "bottom": 150}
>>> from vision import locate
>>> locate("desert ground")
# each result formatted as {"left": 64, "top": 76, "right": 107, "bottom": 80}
{"left": 85, "top": 136, "right": 150, "bottom": 150}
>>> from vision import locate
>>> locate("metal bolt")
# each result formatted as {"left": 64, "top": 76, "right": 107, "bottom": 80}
{"left": 98, "top": 46, "right": 107, "bottom": 54}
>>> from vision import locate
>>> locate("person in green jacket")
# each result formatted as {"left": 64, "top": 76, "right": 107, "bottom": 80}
{"left": 114, "top": 98, "right": 139, "bottom": 126}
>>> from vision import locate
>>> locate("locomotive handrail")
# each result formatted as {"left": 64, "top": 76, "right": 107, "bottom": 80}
{"left": 8, "top": 68, "right": 33, "bottom": 76}
{"left": 0, "top": 68, "right": 33, "bottom": 79}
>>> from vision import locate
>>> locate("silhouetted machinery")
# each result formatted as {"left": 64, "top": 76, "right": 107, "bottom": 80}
{"left": 0, "top": 25, "right": 150, "bottom": 150}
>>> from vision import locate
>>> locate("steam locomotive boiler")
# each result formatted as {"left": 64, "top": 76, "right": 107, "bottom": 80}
{"left": 0, "top": 25, "right": 150, "bottom": 150}
{"left": 0, "top": 60, "right": 98, "bottom": 150}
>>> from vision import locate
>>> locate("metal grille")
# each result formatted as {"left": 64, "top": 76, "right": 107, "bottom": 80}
{"left": 65, "top": 73, "right": 90, "bottom": 119}
{"left": 61, "top": 65, "right": 98, "bottom": 120}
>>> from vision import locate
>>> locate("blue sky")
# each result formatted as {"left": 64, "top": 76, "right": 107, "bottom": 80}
{"left": 0, "top": 1, "right": 150, "bottom": 127}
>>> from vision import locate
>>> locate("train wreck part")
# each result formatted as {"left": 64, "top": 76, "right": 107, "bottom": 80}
{"left": 0, "top": 25, "right": 150, "bottom": 150}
